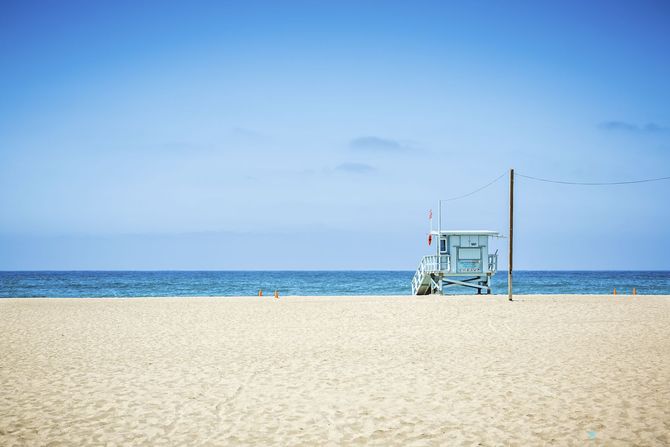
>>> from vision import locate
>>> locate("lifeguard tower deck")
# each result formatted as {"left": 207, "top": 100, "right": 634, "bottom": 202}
{"left": 412, "top": 230, "right": 499, "bottom": 295}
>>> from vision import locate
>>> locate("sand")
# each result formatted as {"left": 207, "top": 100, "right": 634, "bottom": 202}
{"left": 1, "top": 294, "right": 669, "bottom": 446}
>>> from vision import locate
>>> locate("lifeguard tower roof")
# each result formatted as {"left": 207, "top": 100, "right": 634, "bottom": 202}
{"left": 429, "top": 230, "right": 499, "bottom": 236}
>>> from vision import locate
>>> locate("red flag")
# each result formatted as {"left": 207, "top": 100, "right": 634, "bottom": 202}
{"left": 428, "top": 209, "right": 433, "bottom": 220}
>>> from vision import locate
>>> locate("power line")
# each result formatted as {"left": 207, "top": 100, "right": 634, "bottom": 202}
{"left": 516, "top": 173, "right": 670, "bottom": 185}
{"left": 440, "top": 172, "right": 507, "bottom": 202}
{"left": 436, "top": 170, "right": 670, "bottom": 202}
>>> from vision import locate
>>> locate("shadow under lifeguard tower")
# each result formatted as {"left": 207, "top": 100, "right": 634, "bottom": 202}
{"left": 412, "top": 230, "right": 499, "bottom": 295}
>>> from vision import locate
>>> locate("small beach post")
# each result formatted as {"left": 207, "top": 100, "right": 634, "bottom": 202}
{"left": 508, "top": 168, "right": 514, "bottom": 301}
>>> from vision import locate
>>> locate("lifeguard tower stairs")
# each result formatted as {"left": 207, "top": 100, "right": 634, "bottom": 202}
{"left": 412, "top": 230, "right": 499, "bottom": 295}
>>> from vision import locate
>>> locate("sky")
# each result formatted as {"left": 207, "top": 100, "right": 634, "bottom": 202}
{"left": 1, "top": 0, "right": 669, "bottom": 270}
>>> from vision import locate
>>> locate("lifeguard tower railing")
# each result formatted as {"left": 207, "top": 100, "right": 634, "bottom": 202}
{"left": 488, "top": 253, "right": 498, "bottom": 272}
{"left": 411, "top": 253, "right": 498, "bottom": 295}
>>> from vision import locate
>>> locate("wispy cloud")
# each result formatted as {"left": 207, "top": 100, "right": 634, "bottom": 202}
{"left": 159, "top": 141, "right": 209, "bottom": 151}
{"left": 139, "top": 141, "right": 213, "bottom": 154}
{"left": 349, "top": 136, "right": 412, "bottom": 151}
{"left": 599, "top": 121, "right": 668, "bottom": 133}
{"left": 231, "top": 127, "right": 268, "bottom": 141}
{"left": 643, "top": 123, "right": 668, "bottom": 133}
{"left": 335, "top": 162, "right": 375, "bottom": 173}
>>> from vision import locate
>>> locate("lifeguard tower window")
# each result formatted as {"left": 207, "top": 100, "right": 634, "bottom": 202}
{"left": 439, "top": 239, "right": 447, "bottom": 253}
{"left": 459, "top": 248, "right": 481, "bottom": 259}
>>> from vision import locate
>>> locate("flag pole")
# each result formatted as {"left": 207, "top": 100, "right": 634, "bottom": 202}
{"left": 438, "top": 200, "right": 442, "bottom": 256}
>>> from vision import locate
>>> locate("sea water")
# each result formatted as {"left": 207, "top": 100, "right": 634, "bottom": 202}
{"left": 1, "top": 271, "right": 669, "bottom": 297}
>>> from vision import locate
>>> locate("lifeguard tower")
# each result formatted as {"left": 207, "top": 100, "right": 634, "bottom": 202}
{"left": 411, "top": 229, "right": 499, "bottom": 295}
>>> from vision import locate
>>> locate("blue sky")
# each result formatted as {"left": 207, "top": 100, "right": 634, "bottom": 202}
{"left": 1, "top": 0, "right": 669, "bottom": 270}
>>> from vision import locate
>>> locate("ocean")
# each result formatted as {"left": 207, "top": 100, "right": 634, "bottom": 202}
{"left": 1, "top": 271, "right": 669, "bottom": 297}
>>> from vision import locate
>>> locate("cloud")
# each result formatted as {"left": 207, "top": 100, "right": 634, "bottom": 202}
{"left": 642, "top": 123, "right": 668, "bottom": 133}
{"left": 349, "top": 136, "right": 411, "bottom": 151}
{"left": 599, "top": 121, "right": 638, "bottom": 131}
{"left": 231, "top": 127, "right": 268, "bottom": 141}
{"left": 334, "top": 162, "right": 375, "bottom": 173}
{"left": 599, "top": 121, "right": 668, "bottom": 133}
{"left": 159, "top": 141, "right": 207, "bottom": 151}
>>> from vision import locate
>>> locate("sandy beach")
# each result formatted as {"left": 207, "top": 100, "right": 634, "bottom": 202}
{"left": 1, "top": 295, "right": 669, "bottom": 446}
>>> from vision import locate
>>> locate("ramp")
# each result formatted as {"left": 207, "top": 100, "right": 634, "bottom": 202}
{"left": 411, "top": 255, "right": 448, "bottom": 295}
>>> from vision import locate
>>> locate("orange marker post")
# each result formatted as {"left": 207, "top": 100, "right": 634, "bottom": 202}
{"left": 613, "top": 288, "right": 617, "bottom": 296}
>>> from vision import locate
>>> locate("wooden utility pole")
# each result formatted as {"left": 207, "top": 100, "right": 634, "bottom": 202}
{"left": 508, "top": 168, "right": 514, "bottom": 301}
